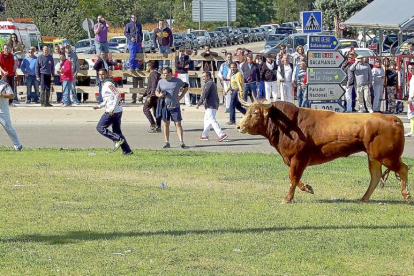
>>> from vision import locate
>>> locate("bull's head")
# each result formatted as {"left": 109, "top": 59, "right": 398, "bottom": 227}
{"left": 236, "top": 95, "right": 272, "bottom": 136}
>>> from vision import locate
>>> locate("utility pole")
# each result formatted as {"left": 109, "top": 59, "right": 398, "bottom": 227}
{"left": 170, "top": 0, "right": 173, "bottom": 30}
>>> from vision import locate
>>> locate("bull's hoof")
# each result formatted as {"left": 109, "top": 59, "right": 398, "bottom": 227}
{"left": 281, "top": 199, "right": 293, "bottom": 204}
{"left": 360, "top": 198, "right": 369, "bottom": 203}
{"left": 305, "top": 185, "right": 314, "bottom": 194}
{"left": 405, "top": 195, "right": 412, "bottom": 204}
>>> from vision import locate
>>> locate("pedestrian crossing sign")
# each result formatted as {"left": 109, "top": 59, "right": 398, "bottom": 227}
{"left": 302, "top": 11, "right": 322, "bottom": 33}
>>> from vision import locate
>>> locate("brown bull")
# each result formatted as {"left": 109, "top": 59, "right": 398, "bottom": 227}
{"left": 236, "top": 100, "right": 411, "bottom": 203}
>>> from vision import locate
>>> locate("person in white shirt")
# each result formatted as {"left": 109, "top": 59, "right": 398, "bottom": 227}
{"left": 371, "top": 59, "right": 385, "bottom": 112}
{"left": 0, "top": 81, "right": 22, "bottom": 151}
{"left": 277, "top": 57, "right": 294, "bottom": 103}
{"left": 93, "top": 69, "right": 132, "bottom": 155}
{"left": 405, "top": 63, "right": 414, "bottom": 137}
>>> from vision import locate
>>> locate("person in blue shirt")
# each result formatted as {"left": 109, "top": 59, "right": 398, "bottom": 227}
{"left": 20, "top": 47, "right": 40, "bottom": 103}
{"left": 124, "top": 14, "right": 143, "bottom": 71}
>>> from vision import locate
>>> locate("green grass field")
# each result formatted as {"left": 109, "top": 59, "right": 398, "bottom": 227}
{"left": 1, "top": 147, "right": 414, "bottom": 275}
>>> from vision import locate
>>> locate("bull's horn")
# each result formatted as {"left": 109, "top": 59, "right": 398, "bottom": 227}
{"left": 238, "top": 93, "right": 252, "bottom": 107}
{"left": 257, "top": 100, "right": 273, "bottom": 108}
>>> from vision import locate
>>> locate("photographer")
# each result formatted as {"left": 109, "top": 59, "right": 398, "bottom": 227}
{"left": 94, "top": 15, "right": 110, "bottom": 55}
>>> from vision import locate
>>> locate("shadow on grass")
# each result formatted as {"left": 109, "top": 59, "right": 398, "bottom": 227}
{"left": 192, "top": 143, "right": 252, "bottom": 148}
{"left": 3, "top": 224, "right": 414, "bottom": 245}
{"left": 315, "top": 199, "right": 410, "bottom": 205}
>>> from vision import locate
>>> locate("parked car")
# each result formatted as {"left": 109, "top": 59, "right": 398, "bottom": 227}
{"left": 191, "top": 30, "right": 212, "bottom": 47}
{"left": 340, "top": 47, "right": 377, "bottom": 64}
{"left": 215, "top": 26, "right": 234, "bottom": 45}
{"left": 74, "top": 38, "right": 95, "bottom": 53}
{"left": 261, "top": 33, "right": 308, "bottom": 54}
{"left": 232, "top": 28, "right": 244, "bottom": 44}
{"left": 395, "top": 38, "right": 414, "bottom": 55}
{"left": 252, "top": 28, "right": 265, "bottom": 41}
{"left": 368, "top": 33, "right": 414, "bottom": 54}
{"left": 183, "top": 33, "right": 198, "bottom": 49}
{"left": 264, "top": 34, "right": 286, "bottom": 50}
{"left": 214, "top": 31, "right": 228, "bottom": 47}
{"left": 174, "top": 33, "right": 191, "bottom": 50}
{"left": 238, "top": 27, "right": 253, "bottom": 43}
{"left": 260, "top": 24, "right": 279, "bottom": 34}
{"left": 274, "top": 27, "right": 297, "bottom": 36}
{"left": 149, "top": 32, "right": 155, "bottom": 52}
{"left": 281, "top": 22, "right": 295, "bottom": 28}
{"left": 257, "top": 27, "right": 269, "bottom": 38}
{"left": 209, "top": 32, "right": 221, "bottom": 47}
{"left": 109, "top": 36, "right": 128, "bottom": 53}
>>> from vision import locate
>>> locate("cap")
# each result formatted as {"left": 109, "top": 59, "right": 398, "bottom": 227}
{"left": 356, "top": 55, "right": 364, "bottom": 59}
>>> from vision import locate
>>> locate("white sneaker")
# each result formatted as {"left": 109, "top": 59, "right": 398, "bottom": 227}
{"left": 368, "top": 109, "right": 374, "bottom": 113}
{"left": 358, "top": 109, "right": 364, "bottom": 113}
{"left": 405, "top": 133, "right": 412, "bottom": 137}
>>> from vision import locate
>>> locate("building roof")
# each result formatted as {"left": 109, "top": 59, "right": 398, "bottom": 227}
{"left": 345, "top": 0, "right": 414, "bottom": 31}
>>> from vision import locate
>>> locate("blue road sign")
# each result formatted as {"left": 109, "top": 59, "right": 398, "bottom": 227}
{"left": 308, "top": 35, "right": 339, "bottom": 50}
{"left": 302, "top": 11, "right": 322, "bottom": 33}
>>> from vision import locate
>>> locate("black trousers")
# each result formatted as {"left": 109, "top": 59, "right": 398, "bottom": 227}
{"left": 143, "top": 96, "right": 161, "bottom": 127}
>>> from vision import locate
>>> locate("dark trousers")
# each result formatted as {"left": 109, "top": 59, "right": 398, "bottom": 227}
{"left": 96, "top": 111, "right": 132, "bottom": 153}
{"left": 5, "top": 76, "right": 16, "bottom": 104}
{"left": 244, "top": 82, "right": 257, "bottom": 102}
{"left": 143, "top": 96, "right": 161, "bottom": 127}
{"left": 230, "top": 89, "right": 246, "bottom": 123}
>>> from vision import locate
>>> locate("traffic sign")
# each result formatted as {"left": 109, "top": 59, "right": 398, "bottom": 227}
{"left": 308, "top": 84, "right": 345, "bottom": 101}
{"left": 338, "top": 21, "right": 346, "bottom": 30}
{"left": 307, "top": 35, "right": 339, "bottom": 50}
{"left": 82, "top": 18, "right": 94, "bottom": 32}
{"left": 307, "top": 50, "right": 345, "bottom": 68}
{"left": 310, "top": 102, "right": 345, "bottom": 113}
{"left": 307, "top": 68, "right": 346, "bottom": 84}
{"left": 301, "top": 11, "right": 322, "bottom": 33}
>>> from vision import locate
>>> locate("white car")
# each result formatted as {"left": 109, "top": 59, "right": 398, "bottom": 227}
{"left": 340, "top": 47, "right": 377, "bottom": 64}
{"left": 109, "top": 36, "right": 128, "bottom": 53}
{"left": 74, "top": 39, "right": 95, "bottom": 53}
{"left": 191, "top": 30, "right": 211, "bottom": 47}
{"left": 109, "top": 32, "right": 152, "bottom": 53}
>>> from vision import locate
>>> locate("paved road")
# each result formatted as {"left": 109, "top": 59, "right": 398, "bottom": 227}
{"left": 2, "top": 104, "right": 414, "bottom": 158}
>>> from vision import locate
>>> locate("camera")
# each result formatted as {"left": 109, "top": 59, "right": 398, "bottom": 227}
{"left": 99, "top": 19, "right": 104, "bottom": 24}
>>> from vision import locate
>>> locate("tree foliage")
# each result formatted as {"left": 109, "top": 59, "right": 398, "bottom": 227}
{"left": 314, "top": 0, "right": 368, "bottom": 29}
{"left": 6, "top": 0, "right": 85, "bottom": 44}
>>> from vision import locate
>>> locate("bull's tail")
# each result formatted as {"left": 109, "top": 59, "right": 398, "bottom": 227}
{"left": 381, "top": 165, "right": 412, "bottom": 188}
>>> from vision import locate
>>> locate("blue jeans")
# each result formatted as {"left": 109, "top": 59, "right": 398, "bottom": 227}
{"left": 258, "top": 81, "right": 265, "bottom": 99}
{"left": 96, "top": 79, "right": 103, "bottom": 103}
{"left": 26, "top": 75, "right": 39, "bottom": 102}
{"left": 297, "top": 86, "right": 304, "bottom": 107}
{"left": 62, "top": 81, "right": 73, "bottom": 105}
{"left": 95, "top": 41, "right": 109, "bottom": 56}
{"left": 96, "top": 111, "right": 132, "bottom": 153}
{"left": 230, "top": 89, "right": 246, "bottom": 123}
{"left": 300, "top": 86, "right": 309, "bottom": 107}
{"left": 128, "top": 41, "right": 141, "bottom": 70}
{"left": 158, "top": 45, "right": 171, "bottom": 69}
{"left": 244, "top": 82, "right": 257, "bottom": 102}
{"left": 69, "top": 81, "right": 79, "bottom": 104}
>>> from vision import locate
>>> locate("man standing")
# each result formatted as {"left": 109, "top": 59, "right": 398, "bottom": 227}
{"left": 93, "top": 69, "right": 132, "bottom": 155}
{"left": 35, "top": 45, "right": 54, "bottom": 107}
{"left": 350, "top": 55, "right": 373, "bottom": 113}
{"left": 155, "top": 67, "right": 189, "bottom": 149}
{"left": 65, "top": 44, "right": 80, "bottom": 105}
{"left": 218, "top": 53, "right": 236, "bottom": 112}
{"left": 175, "top": 47, "right": 191, "bottom": 106}
{"left": 94, "top": 15, "right": 109, "bottom": 55}
{"left": 0, "top": 45, "right": 17, "bottom": 105}
{"left": 21, "top": 47, "right": 40, "bottom": 103}
{"left": 200, "top": 44, "right": 218, "bottom": 72}
{"left": 141, "top": 61, "right": 162, "bottom": 133}
{"left": 261, "top": 54, "right": 278, "bottom": 102}
{"left": 241, "top": 54, "right": 261, "bottom": 102}
{"left": 124, "top": 14, "right": 143, "bottom": 71}
{"left": 224, "top": 62, "right": 246, "bottom": 125}
{"left": 277, "top": 57, "right": 294, "bottom": 103}
{"left": 153, "top": 19, "right": 173, "bottom": 69}
{"left": 197, "top": 71, "right": 228, "bottom": 142}
{"left": 57, "top": 52, "right": 74, "bottom": 107}
{"left": 0, "top": 80, "right": 22, "bottom": 151}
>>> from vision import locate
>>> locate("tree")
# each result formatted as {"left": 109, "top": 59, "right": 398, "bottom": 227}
{"left": 314, "top": 0, "right": 368, "bottom": 30}
{"left": 6, "top": 0, "right": 86, "bottom": 44}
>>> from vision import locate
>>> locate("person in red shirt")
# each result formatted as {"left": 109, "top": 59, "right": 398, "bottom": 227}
{"left": 56, "top": 52, "right": 74, "bottom": 106}
{"left": 0, "top": 44, "right": 17, "bottom": 105}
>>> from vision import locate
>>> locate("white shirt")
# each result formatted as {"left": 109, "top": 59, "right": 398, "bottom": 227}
{"left": 277, "top": 64, "right": 293, "bottom": 82}
{"left": 0, "top": 81, "right": 13, "bottom": 114}
{"left": 98, "top": 79, "right": 123, "bottom": 113}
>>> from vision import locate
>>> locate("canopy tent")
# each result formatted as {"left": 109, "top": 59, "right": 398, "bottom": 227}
{"left": 344, "top": 0, "right": 414, "bottom": 54}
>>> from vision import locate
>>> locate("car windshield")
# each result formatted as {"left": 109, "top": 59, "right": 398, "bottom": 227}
{"left": 240, "top": 29, "right": 248, "bottom": 33}
{"left": 209, "top": 33, "right": 214, "bottom": 37}
{"left": 275, "top": 28, "right": 293, "bottom": 35}
{"left": 355, "top": 49, "right": 375, "bottom": 56}
{"left": 109, "top": 37, "right": 126, "bottom": 44}
{"left": 267, "top": 35, "right": 283, "bottom": 41}
{"left": 281, "top": 23, "right": 292, "bottom": 27}
{"left": 75, "top": 40, "right": 91, "bottom": 48}
{"left": 294, "top": 36, "right": 307, "bottom": 46}
{"left": 173, "top": 34, "right": 181, "bottom": 39}
{"left": 216, "top": 28, "right": 229, "bottom": 33}
{"left": 192, "top": 31, "right": 205, "bottom": 37}
{"left": 338, "top": 41, "right": 358, "bottom": 50}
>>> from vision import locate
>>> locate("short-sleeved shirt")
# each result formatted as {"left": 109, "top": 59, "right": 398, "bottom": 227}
{"left": 156, "top": 77, "right": 185, "bottom": 110}
{"left": 0, "top": 81, "right": 13, "bottom": 114}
